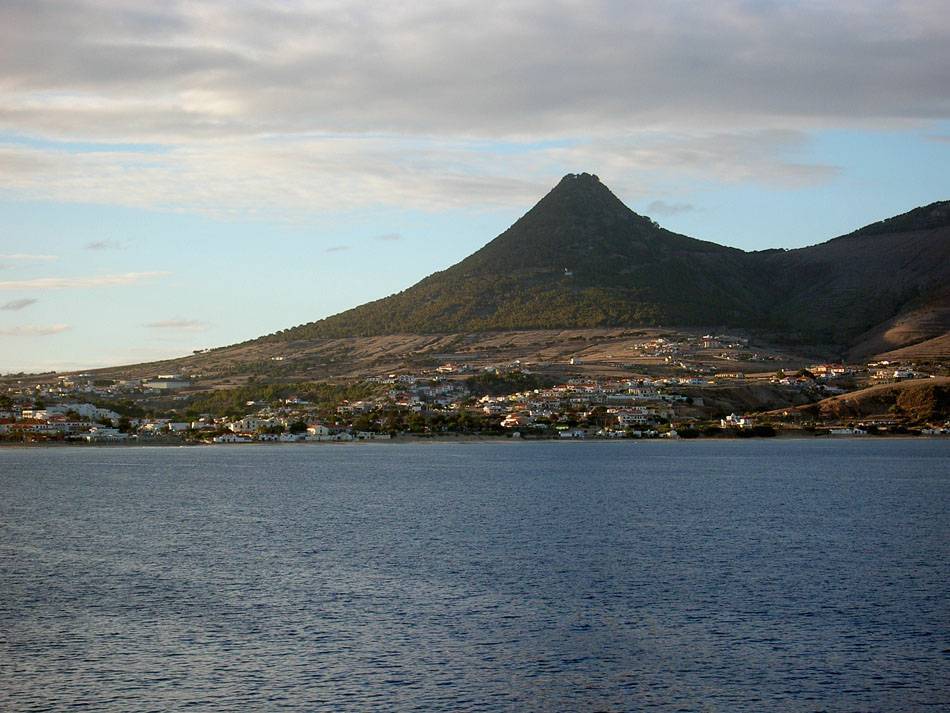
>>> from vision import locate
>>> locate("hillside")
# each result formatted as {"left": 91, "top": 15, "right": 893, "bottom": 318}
{"left": 781, "top": 377, "right": 950, "bottom": 424}
{"left": 269, "top": 174, "right": 769, "bottom": 339}
{"left": 261, "top": 175, "right": 949, "bottom": 354}
{"left": 846, "top": 288, "right": 950, "bottom": 360}
{"left": 756, "top": 202, "right": 950, "bottom": 347}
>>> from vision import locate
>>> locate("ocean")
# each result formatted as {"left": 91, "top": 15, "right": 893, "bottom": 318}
{"left": 2, "top": 440, "right": 948, "bottom": 711}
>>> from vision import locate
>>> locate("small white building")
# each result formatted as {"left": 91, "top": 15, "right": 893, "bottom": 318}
{"left": 143, "top": 380, "right": 191, "bottom": 390}
{"left": 82, "top": 426, "right": 127, "bottom": 442}
{"left": 830, "top": 427, "right": 867, "bottom": 436}
{"left": 213, "top": 433, "right": 251, "bottom": 443}
{"left": 558, "top": 428, "right": 586, "bottom": 439}
{"left": 721, "top": 413, "right": 754, "bottom": 429}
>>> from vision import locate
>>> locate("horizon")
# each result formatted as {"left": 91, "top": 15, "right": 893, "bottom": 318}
{"left": 2, "top": 1, "right": 949, "bottom": 373}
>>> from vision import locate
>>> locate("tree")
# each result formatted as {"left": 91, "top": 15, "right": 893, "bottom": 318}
{"left": 288, "top": 420, "right": 308, "bottom": 434}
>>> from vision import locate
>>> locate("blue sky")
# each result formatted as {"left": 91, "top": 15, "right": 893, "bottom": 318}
{"left": 1, "top": 1, "right": 948, "bottom": 373}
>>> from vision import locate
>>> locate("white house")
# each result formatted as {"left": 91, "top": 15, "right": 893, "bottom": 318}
{"left": 558, "top": 428, "right": 586, "bottom": 439}
{"left": 356, "top": 431, "right": 391, "bottom": 440}
{"left": 721, "top": 413, "right": 754, "bottom": 429}
{"left": 82, "top": 427, "right": 127, "bottom": 442}
{"left": 830, "top": 427, "right": 867, "bottom": 436}
{"left": 213, "top": 433, "right": 251, "bottom": 443}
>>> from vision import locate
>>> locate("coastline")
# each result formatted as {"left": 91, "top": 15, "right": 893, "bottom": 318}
{"left": 2, "top": 432, "right": 946, "bottom": 449}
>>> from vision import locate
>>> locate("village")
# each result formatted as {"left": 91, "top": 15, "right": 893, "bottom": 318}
{"left": 2, "top": 332, "right": 948, "bottom": 444}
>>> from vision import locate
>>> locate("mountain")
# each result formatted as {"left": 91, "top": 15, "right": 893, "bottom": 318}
{"left": 755, "top": 200, "right": 950, "bottom": 351}
{"left": 264, "top": 174, "right": 949, "bottom": 354}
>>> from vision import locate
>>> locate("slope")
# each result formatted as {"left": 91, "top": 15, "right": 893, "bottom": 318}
{"left": 754, "top": 201, "right": 950, "bottom": 347}
{"left": 241, "top": 177, "right": 949, "bottom": 355}
{"left": 269, "top": 174, "right": 770, "bottom": 340}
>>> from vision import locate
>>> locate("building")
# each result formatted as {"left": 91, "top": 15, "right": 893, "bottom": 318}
{"left": 720, "top": 413, "right": 754, "bottom": 429}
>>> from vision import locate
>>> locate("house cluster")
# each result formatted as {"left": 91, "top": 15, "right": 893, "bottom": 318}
{"left": 0, "top": 402, "right": 126, "bottom": 441}
{"left": 474, "top": 378, "right": 681, "bottom": 438}
{"left": 211, "top": 426, "right": 391, "bottom": 444}
{"left": 1, "top": 373, "right": 194, "bottom": 404}
{"left": 3, "top": 348, "right": 946, "bottom": 444}
{"left": 625, "top": 334, "right": 758, "bottom": 362}
{"left": 195, "top": 374, "right": 690, "bottom": 442}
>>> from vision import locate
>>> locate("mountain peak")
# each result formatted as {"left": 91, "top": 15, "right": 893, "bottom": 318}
{"left": 547, "top": 172, "right": 608, "bottom": 200}
{"left": 559, "top": 172, "right": 601, "bottom": 185}
{"left": 529, "top": 172, "right": 639, "bottom": 223}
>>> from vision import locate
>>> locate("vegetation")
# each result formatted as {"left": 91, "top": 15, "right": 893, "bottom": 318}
{"left": 352, "top": 408, "right": 504, "bottom": 435}
{"left": 183, "top": 381, "right": 381, "bottom": 418}
{"left": 464, "top": 371, "right": 558, "bottom": 397}
{"left": 247, "top": 175, "right": 948, "bottom": 354}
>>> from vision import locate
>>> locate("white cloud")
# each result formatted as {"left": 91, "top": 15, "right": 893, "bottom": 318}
{"left": 374, "top": 233, "right": 404, "bottom": 242}
{"left": 0, "top": 323, "right": 70, "bottom": 336}
{"left": 0, "top": 1, "right": 943, "bottom": 216}
{"left": 646, "top": 200, "right": 696, "bottom": 217}
{"left": 551, "top": 131, "right": 841, "bottom": 189}
{"left": 1, "top": 298, "right": 38, "bottom": 310}
{"left": 0, "top": 253, "right": 58, "bottom": 262}
{"left": 144, "top": 318, "right": 210, "bottom": 332}
{"left": 324, "top": 245, "right": 351, "bottom": 253}
{"left": 0, "top": 130, "right": 838, "bottom": 219}
{"left": 0, "top": 271, "right": 169, "bottom": 290}
{"left": 85, "top": 239, "right": 124, "bottom": 250}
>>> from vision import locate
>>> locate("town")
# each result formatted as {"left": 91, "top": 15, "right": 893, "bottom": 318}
{"left": 2, "top": 331, "right": 948, "bottom": 444}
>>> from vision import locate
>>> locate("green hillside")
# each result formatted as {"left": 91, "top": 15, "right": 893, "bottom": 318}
{"left": 262, "top": 174, "right": 950, "bottom": 351}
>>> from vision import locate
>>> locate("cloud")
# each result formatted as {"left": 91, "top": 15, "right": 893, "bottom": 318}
{"left": 0, "top": 324, "right": 70, "bottom": 336}
{"left": 144, "top": 318, "right": 209, "bottom": 332}
{"left": 0, "top": 271, "right": 169, "bottom": 290}
{"left": 324, "top": 245, "right": 351, "bottom": 253}
{"left": 85, "top": 239, "right": 123, "bottom": 250}
{"left": 645, "top": 200, "right": 696, "bottom": 217}
{"left": 1, "top": 1, "right": 948, "bottom": 143}
{"left": 0, "top": 1, "right": 942, "bottom": 217}
{"left": 553, "top": 130, "right": 841, "bottom": 189}
{"left": 0, "top": 253, "right": 58, "bottom": 262}
{"left": 374, "top": 233, "right": 404, "bottom": 242}
{"left": 928, "top": 135, "right": 950, "bottom": 143}
{"left": 1, "top": 298, "right": 38, "bottom": 311}
{"left": 0, "top": 131, "right": 836, "bottom": 219}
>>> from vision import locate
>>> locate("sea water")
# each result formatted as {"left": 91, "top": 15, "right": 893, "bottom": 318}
{"left": 1, "top": 440, "right": 948, "bottom": 711}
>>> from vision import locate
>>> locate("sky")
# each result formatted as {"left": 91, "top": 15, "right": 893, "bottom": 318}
{"left": 1, "top": 0, "right": 949, "bottom": 373}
